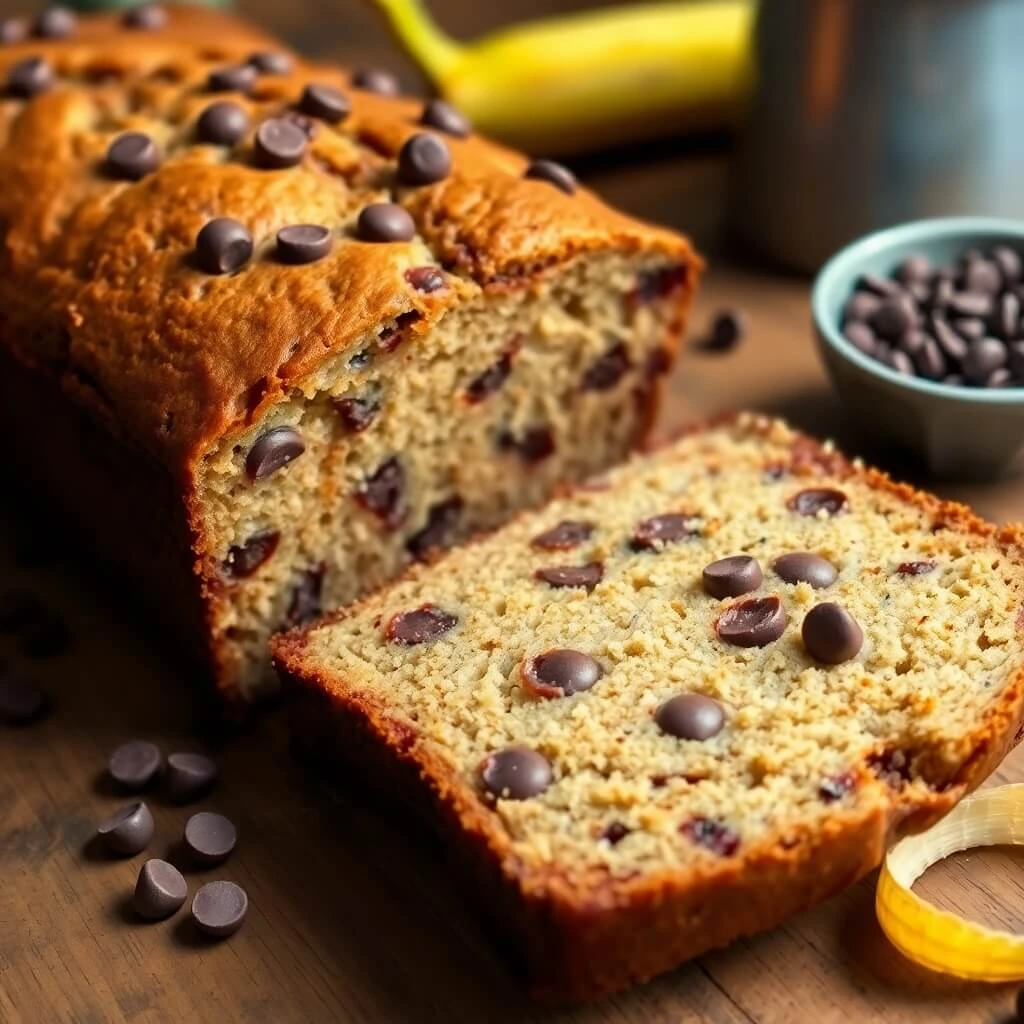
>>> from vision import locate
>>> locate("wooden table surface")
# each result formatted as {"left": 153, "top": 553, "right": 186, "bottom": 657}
{"left": 3, "top": 2, "right": 1024, "bottom": 1023}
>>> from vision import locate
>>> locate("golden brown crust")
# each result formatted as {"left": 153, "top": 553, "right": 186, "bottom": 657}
{"left": 0, "top": 6, "right": 698, "bottom": 472}
{"left": 274, "top": 414, "right": 1024, "bottom": 1001}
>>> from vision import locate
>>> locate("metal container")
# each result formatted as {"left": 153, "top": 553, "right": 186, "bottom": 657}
{"left": 729, "top": 0, "right": 1024, "bottom": 274}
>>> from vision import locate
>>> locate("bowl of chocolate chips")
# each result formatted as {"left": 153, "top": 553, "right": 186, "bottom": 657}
{"left": 813, "top": 217, "right": 1024, "bottom": 479}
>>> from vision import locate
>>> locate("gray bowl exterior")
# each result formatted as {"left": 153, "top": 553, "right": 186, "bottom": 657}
{"left": 812, "top": 218, "right": 1024, "bottom": 480}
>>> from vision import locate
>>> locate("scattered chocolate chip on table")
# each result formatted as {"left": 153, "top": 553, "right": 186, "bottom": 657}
{"left": 165, "top": 752, "right": 218, "bottom": 804}
{"left": 191, "top": 880, "right": 248, "bottom": 938}
{"left": 184, "top": 811, "right": 237, "bottom": 866}
{"left": 96, "top": 802, "right": 155, "bottom": 857}
{"left": 108, "top": 740, "right": 163, "bottom": 791}
{"left": 133, "top": 859, "right": 188, "bottom": 921}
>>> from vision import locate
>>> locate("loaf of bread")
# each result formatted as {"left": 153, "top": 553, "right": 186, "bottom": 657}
{"left": 275, "top": 414, "right": 1024, "bottom": 1001}
{"left": 0, "top": 6, "right": 699, "bottom": 703}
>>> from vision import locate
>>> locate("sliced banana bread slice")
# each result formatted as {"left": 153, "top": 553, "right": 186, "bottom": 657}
{"left": 274, "top": 414, "right": 1024, "bottom": 1001}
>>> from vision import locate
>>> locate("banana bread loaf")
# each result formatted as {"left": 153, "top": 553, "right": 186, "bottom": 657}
{"left": 274, "top": 414, "right": 1024, "bottom": 1001}
{"left": 0, "top": 5, "right": 699, "bottom": 703}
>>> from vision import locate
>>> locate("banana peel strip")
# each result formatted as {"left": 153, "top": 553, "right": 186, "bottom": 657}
{"left": 876, "top": 784, "right": 1024, "bottom": 981}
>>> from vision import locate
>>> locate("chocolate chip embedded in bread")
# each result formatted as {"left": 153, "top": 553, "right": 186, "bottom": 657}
{"left": 480, "top": 746, "right": 552, "bottom": 800}
{"left": 184, "top": 811, "right": 237, "bottom": 866}
{"left": 245, "top": 426, "right": 305, "bottom": 481}
{"left": 534, "top": 562, "right": 603, "bottom": 589}
{"left": 207, "top": 63, "right": 258, "bottom": 95}
{"left": 196, "top": 101, "right": 250, "bottom": 146}
{"left": 802, "top": 603, "right": 864, "bottom": 664}
{"left": 133, "top": 859, "right": 187, "bottom": 920}
{"left": 499, "top": 425, "right": 556, "bottom": 463}
{"left": 897, "top": 560, "right": 937, "bottom": 576}
{"left": 716, "top": 595, "right": 788, "bottom": 648}
{"left": 787, "top": 488, "right": 848, "bottom": 517}
{"left": 123, "top": 4, "right": 167, "bottom": 30}
{"left": 702, "top": 555, "right": 763, "bottom": 599}
{"left": 7, "top": 55, "right": 55, "bottom": 97}
{"left": 248, "top": 51, "right": 293, "bottom": 75}
{"left": 195, "top": 217, "right": 253, "bottom": 275}
{"left": 386, "top": 604, "right": 457, "bottom": 645}
{"left": 166, "top": 752, "right": 218, "bottom": 804}
{"left": 223, "top": 530, "right": 280, "bottom": 579}
{"left": 656, "top": 693, "right": 725, "bottom": 740}
{"left": 773, "top": 552, "right": 837, "bottom": 589}
{"left": 355, "top": 456, "right": 406, "bottom": 529}
{"left": 407, "top": 497, "right": 463, "bottom": 562}
{"left": 405, "top": 266, "right": 446, "bottom": 293}
{"left": 275, "top": 224, "right": 333, "bottom": 265}
{"left": 285, "top": 566, "right": 325, "bottom": 627}
{"left": 420, "top": 98, "right": 471, "bottom": 138}
{"left": 254, "top": 117, "right": 307, "bottom": 169}
{"left": 681, "top": 817, "right": 739, "bottom": 856}
{"left": 524, "top": 159, "right": 576, "bottom": 195}
{"left": 466, "top": 349, "right": 516, "bottom": 403}
{"left": 105, "top": 133, "right": 160, "bottom": 181}
{"left": 582, "top": 343, "right": 631, "bottom": 391}
{"left": 601, "top": 822, "right": 631, "bottom": 845}
{"left": 818, "top": 772, "right": 855, "bottom": 803}
{"left": 192, "top": 880, "right": 248, "bottom": 938}
{"left": 298, "top": 83, "right": 350, "bottom": 123}
{"left": 97, "top": 801, "right": 154, "bottom": 856}
{"left": 109, "top": 740, "right": 162, "bottom": 790}
{"left": 521, "top": 649, "right": 604, "bottom": 699}
{"left": 631, "top": 513, "right": 700, "bottom": 551}
{"left": 0, "top": 675, "right": 48, "bottom": 725}
{"left": 397, "top": 132, "right": 452, "bottom": 187}
{"left": 357, "top": 203, "right": 415, "bottom": 243}
{"left": 351, "top": 67, "right": 399, "bottom": 95}
{"left": 33, "top": 6, "right": 76, "bottom": 38}
{"left": 333, "top": 396, "right": 380, "bottom": 433}
{"left": 531, "top": 520, "right": 593, "bottom": 551}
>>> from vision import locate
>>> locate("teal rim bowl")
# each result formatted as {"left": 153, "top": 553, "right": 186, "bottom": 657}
{"left": 812, "top": 217, "right": 1024, "bottom": 480}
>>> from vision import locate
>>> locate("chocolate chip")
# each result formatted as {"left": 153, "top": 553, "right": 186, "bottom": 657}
{"left": 192, "top": 880, "right": 248, "bottom": 938}
{"left": 109, "top": 740, "right": 162, "bottom": 791}
{"left": 97, "top": 801, "right": 154, "bottom": 856}
{"left": 702, "top": 555, "right": 763, "bottom": 599}
{"left": 716, "top": 595, "right": 788, "bottom": 648}
{"left": 105, "top": 132, "right": 160, "bottom": 181}
{"left": 480, "top": 747, "right": 552, "bottom": 800}
{"left": 19, "top": 611, "right": 69, "bottom": 657}
{"left": 184, "top": 811, "right": 237, "bottom": 866}
{"left": 405, "top": 266, "right": 445, "bottom": 293}
{"left": 207, "top": 64, "right": 257, "bottom": 95}
{"left": 987, "top": 367, "right": 1014, "bottom": 387}
{"left": 696, "top": 309, "right": 747, "bottom": 353}
{"left": 894, "top": 255, "right": 931, "bottom": 285}
{"left": 534, "top": 562, "right": 603, "bottom": 589}
{"left": 286, "top": 565, "right": 325, "bottom": 627}
{"left": 196, "top": 101, "right": 250, "bottom": 145}
{"left": 531, "top": 520, "right": 593, "bottom": 551}
{"left": 954, "top": 318, "right": 986, "bottom": 340}
{"left": 994, "top": 246, "right": 1022, "bottom": 285}
{"left": 632, "top": 513, "right": 700, "bottom": 550}
{"left": 524, "top": 159, "right": 576, "bottom": 194}
{"left": 386, "top": 604, "right": 457, "bottom": 645}
{"left": 869, "top": 748, "right": 911, "bottom": 789}
{"left": 195, "top": 218, "right": 253, "bottom": 275}
{"left": 913, "top": 337, "right": 946, "bottom": 380}
{"left": 134, "top": 859, "right": 187, "bottom": 920}
{"left": 355, "top": 456, "right": 406, "bottom": 529}
{"left": 788, "top": 488, "right": 848, "bottom": 517}
{"left": 601, "top": 822, "right": 630, "bottom": 845}
{"left": 632, "top": 265, "right": 687, "bottom": 306}
{"left": 948, "top": 291, "right": 993, "bottom": 318}
{"left": 843, "top": 291, "right": 882, "bottom": 324}
{"left": 351, "top": 67, "right": 399, "bottom": 95}
{"left": 498, "top": 426, "right": 555, "bottom": 463}
{"left": 930, "top": 313, "right": 969, "bottom": 360}
{"left": 818, "top": 772, "right": 855, "bottom": 803}
{"left": 280, "top": 110, "right": 318, "bottom": 139}
{"left": 124, "top": 4, "right": 167, "bottom": 30}
{"left": 870, "top": 294, "right": 915, "bottom": 342}
{"left": 964, "top": 258, "right": 1002, "bottom": 295}
{"left": 467, "top": 349, "right": 516, "bottom": 402}
{"left": 773, "top": 552, "right": 837, "bottom": 588}
{"left": 407, "top": 497, "right": 463, "bottom": 562}
{"left": 275, "top": 224, "right": 333, "bottom": 265}
{"left": 357, "top": 203, "right": 415, "bottom": 243}
{"left": 254, "top": 117, "right": 307, "bottom": 169}
{"left": 421, "top": 98, "right": 470, "bottom": 137}
{"left": 397, "top": 132, "right": 451, "bottom": 186}
{"left": 962, "top": 337, "right": 1008, "bottom": 384}
{"left": 521, "top": 649, "right": 603, "bottom": 699}
{"left": 843, "top": 321, "right": 877, "bottom": 356}
{"left": 681, "top": 817, "right": 739, "bottom": 856}
{"left": 996, "top": 292, "right": 1021, "bottom": 341}
{"left": 0, "top": 18, "right": 27, "bottom": 43}
{"left": 223, "top": 530, "right": 280, "bottom": 579}
{"left": 802, "top": 603, "right": 863, "bottom": 664}
{"left": 333, "top": 396, "right": 380, "bottom": 433}
{"left": 166, "top": 752, "right": 218, "bottom": 804}
{"left": 33, "top": 7, "right": 76, "bottom": 38}
{"left": 248, "top": 51, "right": 293, "bottom": 75}
{"left": 581, "top": 342, "right": 631, "bottom": 391}
{"left": 655, "top": 693, "right": 725, "bottom": 740}
{"left": 898, "top": 559, "right": 937, "bottom": 575}
{"left": 298, "top": 82, "right": 350, "bottom": 123}
{"left": 245, "top": 426, "right": 305, "bottom": 481}
{"left": 0, "top": 675, "right": 48, "bottom": 725}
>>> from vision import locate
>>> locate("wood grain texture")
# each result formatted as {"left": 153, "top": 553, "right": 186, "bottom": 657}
{"left": 1, "top": 1, "right": 1023, "bottom": 1022}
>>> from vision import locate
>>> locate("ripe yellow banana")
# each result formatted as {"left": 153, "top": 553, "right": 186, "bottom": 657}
{"left": 368, "top": 0, "right": 754, "bottom": 155}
